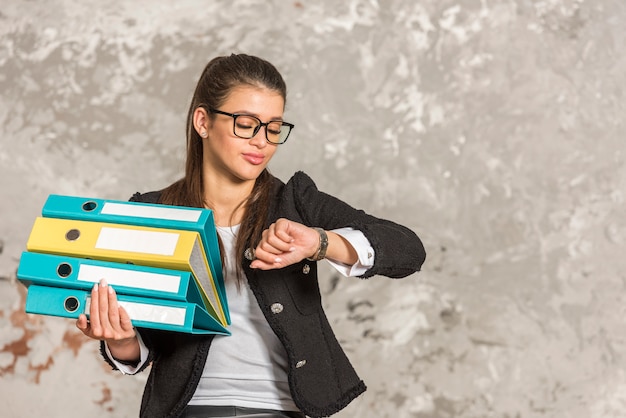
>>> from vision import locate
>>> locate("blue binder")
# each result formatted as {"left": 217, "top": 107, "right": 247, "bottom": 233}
{"left": 25, "top": 284, "right": 230, "bottom": 335}
{"left": 17, "top": 251, "right": 206, "bottom": 306}
{"left": 41, "top": 194, "right": 229, "bottom": 324}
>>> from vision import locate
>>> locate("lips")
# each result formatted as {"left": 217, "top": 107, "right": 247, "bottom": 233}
{"left": 242, "top": 153, "right": 265, "bottom": 165}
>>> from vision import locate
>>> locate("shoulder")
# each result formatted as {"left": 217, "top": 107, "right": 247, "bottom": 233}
{"left": 267, "top": 171, "right": 325, "bottom": 223}
{"left": 129, "top": 190, "right": 162, "bottom": 203}
{"left": 274, "top": 171, "right": 327, "bottom": 209}
{"left": 270, "top": 171, "right": 351, "bottom": 226}
{"left": 278, "top": 170, "right": 320, "bottom": 197}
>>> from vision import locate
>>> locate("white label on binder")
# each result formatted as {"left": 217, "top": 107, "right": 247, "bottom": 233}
{"left": 102, "top": 202, "right": 201, "bottom": 222}
{"left": 77, "top": 265, "right": 181, "bottom": 293}
{"left": 119, "top": 301, "right": 186, "bottom": 326}
{"left": 95, "top": 227, "right": 179, "bottom": 255}
{"left": 88, "top": 299, "right": 187, "bottom": 326}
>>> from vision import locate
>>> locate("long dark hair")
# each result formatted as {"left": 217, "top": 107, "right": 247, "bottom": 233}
{"left": 159, "top": 54, "right": 288, "bottom": 283}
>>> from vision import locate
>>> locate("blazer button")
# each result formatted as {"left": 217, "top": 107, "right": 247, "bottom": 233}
{"left": 302, "top": 264, "right": 310, "bottom": 274}
{"left": 270, "top": 303, "right": 284, "bottom": 314}
{"left": 295, "top": 360, "right": 307, "bottom": 368}
{"left": 244, "top": 248, "right": 255, "bottom": 261}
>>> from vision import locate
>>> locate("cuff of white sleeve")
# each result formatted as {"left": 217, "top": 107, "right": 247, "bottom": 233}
{"left": 327, "top": 227, "right": 375, "bottom": 277}
{"left": 105, "top": 331, "right": 148, "bottom": 375}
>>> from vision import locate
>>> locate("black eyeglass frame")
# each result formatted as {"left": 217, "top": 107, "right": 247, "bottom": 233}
{"left": 207, "top": 107, "right": 294, "bottom": 144}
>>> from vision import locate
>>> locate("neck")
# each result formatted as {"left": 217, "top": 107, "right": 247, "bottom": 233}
{"left": 203, "top": 173, "right": 255, "bottom": 227}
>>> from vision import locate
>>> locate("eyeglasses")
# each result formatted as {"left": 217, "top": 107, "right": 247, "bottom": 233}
{"left": 209, "top": 108, "right": 294, "bottom": 144}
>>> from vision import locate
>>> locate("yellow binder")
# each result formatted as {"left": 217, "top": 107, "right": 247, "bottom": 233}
{"left": 26, "top": 216, "right": 227, "bottom": 327}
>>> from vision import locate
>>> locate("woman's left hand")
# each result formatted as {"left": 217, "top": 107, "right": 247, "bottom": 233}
{"left": 250, "top": 218, "right": 321, "bottom": 270}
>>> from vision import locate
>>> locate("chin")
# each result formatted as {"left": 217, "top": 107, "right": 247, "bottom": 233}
{"left": 234, "top": 168, "right": 267, "bottom": 182}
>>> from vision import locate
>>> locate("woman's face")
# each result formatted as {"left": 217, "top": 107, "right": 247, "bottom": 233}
{"left": 199, "top": 85, "right": 285, "bottom": 185}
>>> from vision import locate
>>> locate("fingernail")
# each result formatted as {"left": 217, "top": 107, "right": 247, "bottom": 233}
{"left": 93, "top": 283, "right": 98, "bottom": 291}
{"left": 108, "top": 286, "right": 114, "bottom": 294}
{"left": 289, "top": 247, "right": 296, "bottom": 252}
{"left": 100, "top": 279, "right": 107, "bottom": 287}
{"left": 275, "top": 257, "right": 282, "bottom": 263}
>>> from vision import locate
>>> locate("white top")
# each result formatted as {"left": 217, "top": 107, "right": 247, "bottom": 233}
{"left": 107, "top": 225, "right": 375, "bottom": 411}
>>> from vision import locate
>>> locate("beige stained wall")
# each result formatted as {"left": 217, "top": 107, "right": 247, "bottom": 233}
{"left": 1, "top": 1, "right": 625, "bottom": 417}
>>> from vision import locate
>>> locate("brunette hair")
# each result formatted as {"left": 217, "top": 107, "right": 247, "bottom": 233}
{"left": 159, "top": 54, "right": 287, "bottom": 282}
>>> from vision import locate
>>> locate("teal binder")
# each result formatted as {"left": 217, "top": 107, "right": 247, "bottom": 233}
{"left": 41, "top": 194, "right": 229, "bottom": 324}
{"left": 17, "top": 251, "right": 206, "bottom": 306}
{"left": 25, "top": 284, "right": 230, "bottom": 335}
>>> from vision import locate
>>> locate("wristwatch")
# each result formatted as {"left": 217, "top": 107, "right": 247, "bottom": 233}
{"left": 306, "top": 227, "right": 328, "bottom": 261}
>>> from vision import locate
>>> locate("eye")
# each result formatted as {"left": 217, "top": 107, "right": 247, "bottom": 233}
{"left": 235, "top": 116, "right": 258, "bottom": 130}
{"left": 236, "top": 122, "right": 254, "bottom": 130}
{"left": 267, "top": 122, "right": 283, "bottom": 136}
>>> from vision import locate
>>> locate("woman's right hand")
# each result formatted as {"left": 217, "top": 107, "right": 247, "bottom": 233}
{"left": 76, "top": 279, "right": 139, "bottom": 361}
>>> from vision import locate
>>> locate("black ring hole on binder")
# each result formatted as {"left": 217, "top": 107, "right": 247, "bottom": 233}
{"left": 57, "top": 263, "right": 72, "bottom": 278}
{"left": 65, "top": 229, "right": 80, "bottom": 241}
{"left": 82, "top": 201, "right": 98, "bottom": 212}
{"left": 64, "top": 297, "right": 80, "bottom": 313}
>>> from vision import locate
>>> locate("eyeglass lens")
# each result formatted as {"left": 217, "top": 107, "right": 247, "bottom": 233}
{"left": 234, "top": 115, "right": 291, "bottom": 144}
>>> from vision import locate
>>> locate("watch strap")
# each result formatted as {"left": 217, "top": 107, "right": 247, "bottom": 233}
{"left": 306, "top": 227, "right": 328, "bottom": 261}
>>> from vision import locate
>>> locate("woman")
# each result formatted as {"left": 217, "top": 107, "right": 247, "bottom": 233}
{"left": 76, "top": 53, "right": 426, "bottom": 418}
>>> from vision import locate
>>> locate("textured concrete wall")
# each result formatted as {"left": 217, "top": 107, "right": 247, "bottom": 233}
{"left": 1, "top": 1, "right": 625, "bottom": 417}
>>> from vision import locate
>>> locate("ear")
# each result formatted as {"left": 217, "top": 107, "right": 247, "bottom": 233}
{"left": 193, "top": 107, "right": 211, "bottom": 138}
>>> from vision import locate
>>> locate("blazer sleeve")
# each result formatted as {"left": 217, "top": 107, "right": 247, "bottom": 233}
{"left": 283, "top": 171, "right": 426, "bottom": 279}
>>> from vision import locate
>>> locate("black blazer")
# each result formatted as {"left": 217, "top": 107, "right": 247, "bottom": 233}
{"left": 102, "top": 171, "right": 426, "bottom": 418}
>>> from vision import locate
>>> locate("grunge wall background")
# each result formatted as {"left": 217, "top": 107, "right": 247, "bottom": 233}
{"left": 1, "top": 1, "right": 625, "bottom": 417}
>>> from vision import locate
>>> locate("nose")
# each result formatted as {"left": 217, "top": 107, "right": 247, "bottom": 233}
{"left": 248, "top": 125, "right": 268, "bottom": 147}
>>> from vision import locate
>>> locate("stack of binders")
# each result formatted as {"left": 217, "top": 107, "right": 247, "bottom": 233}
{"left": 17, "top": 195, "right": 230, "bottom": 335}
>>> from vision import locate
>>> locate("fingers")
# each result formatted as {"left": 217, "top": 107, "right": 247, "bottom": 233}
{"left": 98, "top": 280, "right": 112, "bottom": 337}
{"left": 251, "top": 219, "right": 322, "bottom": 270}
{"left": 118, "top": 306, "right": 134, "bottom": 333}
{"left": 254, "top": 241, "right": 293, "bottom": 267}
{"left": 256, "top": 221, "right": 296, "bottom": 255}
{"left": 78, "top": 279, "right": 135, "bottom": 341}
{"left": 76, "top": 313, "right": 89, "bottom": 333}
{"left": 107, "top": 283, "right": 121, "bottom": 334}
{"left": 88, "top": 282, "right": 102, "bottom": 337}
{"left": 272, "top": 219, "right": 296, "bottom": 243}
